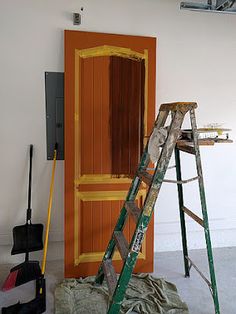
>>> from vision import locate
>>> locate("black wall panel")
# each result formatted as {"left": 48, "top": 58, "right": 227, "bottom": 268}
{"left": 45, "top": 72, "right": 64, "bottom": 160}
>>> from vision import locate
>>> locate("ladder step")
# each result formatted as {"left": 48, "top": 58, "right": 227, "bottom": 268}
{"left": 138, "top": 171, "right": 152, "bottom": 186}
{"left": 113, "top": 231, "right": 129, "bottom": 261}
{"left": 185, "top": 256, "right": 212, "bottom": 290}
{"left": 182, "top": 206, "right": 204, "bottom": 227}
{"left": 160, "top": 102, "right": 197, "bottom": 112}
{"left": 125, "top": 201, "right": 141, "bottom": 223}
{"left": 102, "top": 259, "right": 117, "bottom": 296}
{"left": 163, "top": 176, "right": 199, "bottom": 184}
{"left": 177, "top": 143, "right": 196, "bottom": 155}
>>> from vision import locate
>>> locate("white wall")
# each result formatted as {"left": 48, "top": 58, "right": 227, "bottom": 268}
{"left": 0, "top": 0, "right": 236, "bottom": 263}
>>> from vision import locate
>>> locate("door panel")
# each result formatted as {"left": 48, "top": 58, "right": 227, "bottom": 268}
{"left": 110, "top": 56, "right": 145, "bottom": 176}
{"left": 65, "top": 30, "right": 156, "bottom": 277}
{"left": 80, "top": 56, "right": 111, "bottom": 175}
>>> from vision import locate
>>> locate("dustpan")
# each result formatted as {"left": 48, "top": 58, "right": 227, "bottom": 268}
{"left": 2, "top": 145, "right": 43, "bottom": 291}
{"left": 11, "top": 223, "right": 43, "bottom": 255}
{"left": 11, "top": 145, "right": 43, "bottom": 255}
{"left": 2, "top": 277, "right": 46, "bottom": 314}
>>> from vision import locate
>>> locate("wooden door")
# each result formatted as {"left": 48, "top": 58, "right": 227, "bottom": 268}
{"left": 65, "top": 30, "right": 156, "bottom": 277}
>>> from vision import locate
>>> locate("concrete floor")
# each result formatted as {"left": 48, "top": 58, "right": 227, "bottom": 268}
{"left": 0, "top": 247, "right": 235, "bottom": 313}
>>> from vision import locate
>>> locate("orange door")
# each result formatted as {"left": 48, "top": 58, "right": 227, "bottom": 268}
{"left": 65, "top": 30, "right": 156, "bottom": 277}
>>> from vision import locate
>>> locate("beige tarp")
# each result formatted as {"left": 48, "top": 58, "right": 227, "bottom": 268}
{"left": 55, "top": 274, "right": 189, "bottom": 314}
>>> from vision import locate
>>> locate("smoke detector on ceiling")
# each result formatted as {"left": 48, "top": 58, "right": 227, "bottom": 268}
{"left": 180, "top": 0, "right": 236, "bottom": 14}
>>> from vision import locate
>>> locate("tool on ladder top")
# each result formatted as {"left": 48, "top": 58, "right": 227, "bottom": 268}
{"left": 94, "top": 102, "right": 220, "bottom": 314}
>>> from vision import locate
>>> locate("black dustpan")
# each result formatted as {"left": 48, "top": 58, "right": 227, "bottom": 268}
{"left": 2, "top": 145, "right": 43, "bottom": 291}
{"left": 11, "top": 223, "right": 43, "bottom": 255}
{"left": 11, "top": 145, "right": 43, "bottom": 255}
{"left": 2, "top": 277, "right": 46, "bottom": 314}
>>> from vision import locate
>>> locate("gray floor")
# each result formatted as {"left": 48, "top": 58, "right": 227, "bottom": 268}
{"left": 0, "top": 247, "right": 235, "bottom": 313}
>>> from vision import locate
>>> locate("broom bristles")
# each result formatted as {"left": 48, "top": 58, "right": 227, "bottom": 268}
{"left": 2, "top": 269, "right": 18, "bottom": 291}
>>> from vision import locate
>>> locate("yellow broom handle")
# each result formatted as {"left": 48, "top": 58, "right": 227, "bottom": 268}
{"left": 41, "top": 148, "right": 57, "bottom": 275}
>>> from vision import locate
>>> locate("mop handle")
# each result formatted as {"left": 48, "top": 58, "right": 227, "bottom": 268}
{"left": 41, "top": 145, "right": 57, "bottom": 276}
{"left": 27, "top": 144, "right": 33, "bottom": 222}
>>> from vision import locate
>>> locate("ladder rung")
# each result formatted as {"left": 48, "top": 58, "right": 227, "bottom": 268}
{"left": 182, "top": 206, "right": 204, "bottom": 227}
{"left": 138, "top": 171, "right": 152, "bottom": 186}
{"left": 113, "top": 231, "right": 129, "bottom": 261}
{"left": 125, "top": 201, "right": 141, "bottom": 223}
{"left": 102, "top": 259, "right": 117, "bottom": 296}
{"left": 163, "top": 176, "right": 199, "bottom": 184}
{"left": 185, "top": 256, "right": 212, "bottom": 292}
{"left": 147, "top": 165, "right": 176, "bottom": 171}
{"left": 177, "top": 143, "right": 196, "bottom": 155}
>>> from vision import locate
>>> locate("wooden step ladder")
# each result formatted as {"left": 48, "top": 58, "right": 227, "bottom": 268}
{"left": 94, "top": 102, "right": 220, "bottom": 314}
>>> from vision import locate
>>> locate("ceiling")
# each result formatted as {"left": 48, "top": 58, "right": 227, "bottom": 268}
{"left": 180, "top": 0, "right": 236, "bottom": 14}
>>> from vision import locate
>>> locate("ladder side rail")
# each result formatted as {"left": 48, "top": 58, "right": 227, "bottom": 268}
{"left": 190, "top": 108, "right": 220, "bottom": 314}
{"left": 175, "top": 147, "right": 190, "bottom": 277}
{"left": 95, "top": 158, "right": 145, "bottom": 284}
{"left": 95, "top": 110, "right": 169, "bottom": 285}
{"left": 107, "top": 110, "right": 186, "bottom": 313}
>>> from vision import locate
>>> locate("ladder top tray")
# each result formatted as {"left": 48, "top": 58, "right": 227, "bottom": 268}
{"left": 160, "top": 102, "right": 197, "bottom": 112}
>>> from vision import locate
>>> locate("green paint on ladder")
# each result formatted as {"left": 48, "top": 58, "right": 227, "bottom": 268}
{"left": 94, "top": 102, "right": 220, "bottom": 314}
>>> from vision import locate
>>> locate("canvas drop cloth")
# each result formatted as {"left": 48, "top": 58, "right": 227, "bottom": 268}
{"left": 55, "top": 274, "right": 189, "bottom": 314}
{"left": 148, "top": 127, "right": 168, "bottom": 163}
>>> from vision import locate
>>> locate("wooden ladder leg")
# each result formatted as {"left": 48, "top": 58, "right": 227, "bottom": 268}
{"left": 190, "top": 108, "right": 220, "bottom": 314}
{"left": 174, "top": 147, "right": 190, "bottom": 277}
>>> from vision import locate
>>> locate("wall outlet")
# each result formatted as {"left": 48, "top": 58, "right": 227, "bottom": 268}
{"left": 73, "top": 13, "right": 81, "bottom": 25}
